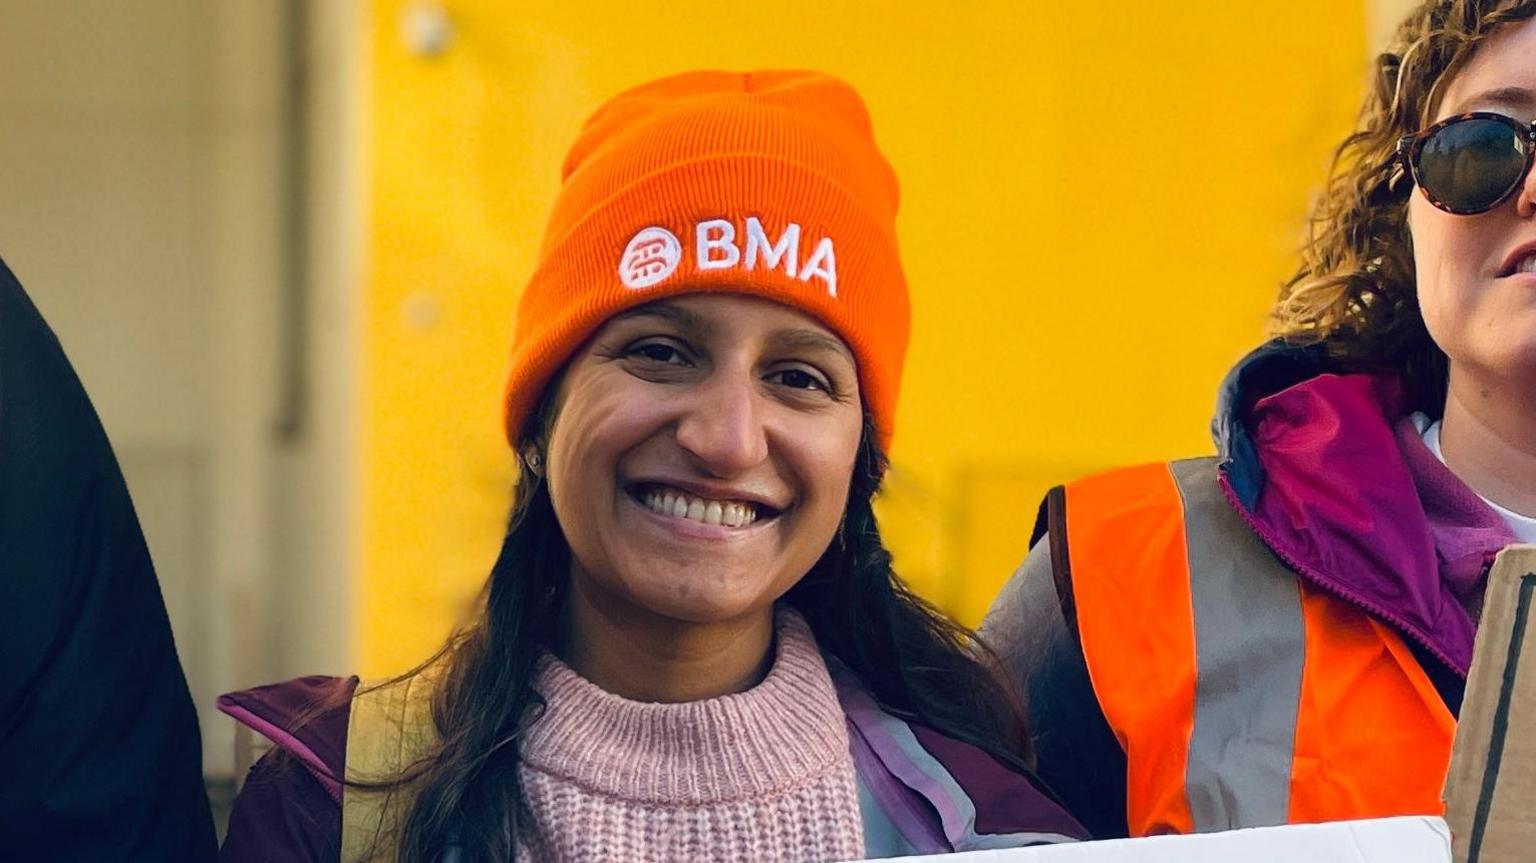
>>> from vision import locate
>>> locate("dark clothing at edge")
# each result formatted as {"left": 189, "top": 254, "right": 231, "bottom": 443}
{"left": 0, "top": 257, "right": 217, "bottom": 860}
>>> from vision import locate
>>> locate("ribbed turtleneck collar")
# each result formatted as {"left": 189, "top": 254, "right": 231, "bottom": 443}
{"left": 519, "top": 608, "right": 850, "bottom": 805}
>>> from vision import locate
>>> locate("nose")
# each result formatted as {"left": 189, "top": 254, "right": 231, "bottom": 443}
{"left": 674, "top": 366, "right": 769, "bottom": 477}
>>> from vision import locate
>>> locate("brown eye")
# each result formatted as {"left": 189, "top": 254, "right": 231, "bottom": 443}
{"left": 771, "top": 368, "right": 828, "bottom": 391}
{"left": 628, "top": 341, "right": 689, "bottom": 365}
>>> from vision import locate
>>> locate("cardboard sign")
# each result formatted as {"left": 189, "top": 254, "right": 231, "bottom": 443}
{"left": 1444, "top": 544, "right": 1536, "bottom": 863}
{"left": 877, "top": 816, "right": 1449, "bottom": 862}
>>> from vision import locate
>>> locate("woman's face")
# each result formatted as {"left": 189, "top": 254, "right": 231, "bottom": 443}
{"left": 1410, "top": 18, "right": 1536, "bottom": 383}
{"left": 544, "top": 293, "right": 864, "bottom": 625}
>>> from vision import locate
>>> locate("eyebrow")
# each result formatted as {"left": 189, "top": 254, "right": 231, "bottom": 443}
{"left": 772, "top": 328, "right": 855, "bottom": 364}
{"left": 1447, "top": 85, "right": 1536, "bottom": 116}
{"left": 609, "top": 301, "right": 855, "bottom": 362}
{"left": 611, "top": 302, "right": 710, "bottom": 335}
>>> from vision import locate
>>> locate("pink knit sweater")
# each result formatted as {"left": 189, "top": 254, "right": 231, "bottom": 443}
{"left": 513, "top": 609, "right": 865, "bottom": 862}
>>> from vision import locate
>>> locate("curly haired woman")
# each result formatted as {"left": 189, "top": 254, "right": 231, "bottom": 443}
{"left": 983, "top": 0, "right": 1536, "bottom": 840}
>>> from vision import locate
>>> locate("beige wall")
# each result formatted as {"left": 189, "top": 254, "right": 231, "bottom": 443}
{"left": 0, "top": 0, "right": 358, "bottom": 780}
{"left": 1371, "top": 0, "right": 1424, "bottom": 52}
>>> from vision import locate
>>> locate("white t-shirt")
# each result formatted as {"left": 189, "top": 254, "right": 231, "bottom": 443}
{"left": 1414, "top": 413, "right": 1536, "bottom": 545}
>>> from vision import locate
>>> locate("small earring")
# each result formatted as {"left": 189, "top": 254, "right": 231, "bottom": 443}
{"left": 523, "top": 448, "right": 543, "bottom": 476}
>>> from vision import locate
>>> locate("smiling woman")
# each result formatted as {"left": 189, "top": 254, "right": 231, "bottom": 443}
{"left": 215, "top": 70, "right": 1086, "bottom": 862}
{"left": 549, "top": 296, "right": 866, "bottom": 702}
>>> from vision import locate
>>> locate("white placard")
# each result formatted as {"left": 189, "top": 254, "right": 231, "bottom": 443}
{"left": 876, "top": 816, "right": 1450, "bottom": 862}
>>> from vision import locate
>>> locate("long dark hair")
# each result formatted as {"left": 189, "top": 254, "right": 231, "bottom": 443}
{"left": 373, "top": 412, "right": 1031, "bottom": 862}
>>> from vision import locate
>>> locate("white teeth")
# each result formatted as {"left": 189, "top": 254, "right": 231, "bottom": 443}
{"left": 641, "top": 487, "right": 760, "bottom": 528}
{"left": 1519, "top": 255, "right": 1536, "bottom": 274}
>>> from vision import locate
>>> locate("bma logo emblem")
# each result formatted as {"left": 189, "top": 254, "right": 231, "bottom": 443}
{"left": 619, "top": 227, "right": 682, "bottom": 290}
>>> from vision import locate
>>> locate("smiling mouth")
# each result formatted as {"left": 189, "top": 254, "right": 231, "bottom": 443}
{"left": 629, "top": 484, "right": 781, "bottom": 529}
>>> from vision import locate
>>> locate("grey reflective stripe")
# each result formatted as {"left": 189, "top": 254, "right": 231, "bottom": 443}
{"left": 1170, "top": 457, "right": 1306, "bottom": 832}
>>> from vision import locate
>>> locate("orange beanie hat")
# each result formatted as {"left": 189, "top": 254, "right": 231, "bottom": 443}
{"left": 502, "top": 69, "right": 909, "bottom": 450}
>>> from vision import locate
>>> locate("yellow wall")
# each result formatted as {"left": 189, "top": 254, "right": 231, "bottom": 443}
{"left": 360, "top": 1, "right": 1367, "bottom": 674}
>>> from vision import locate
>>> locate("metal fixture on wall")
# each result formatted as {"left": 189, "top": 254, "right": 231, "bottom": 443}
{"left": 403, "top": 2, "right": 455, "bottom": 58}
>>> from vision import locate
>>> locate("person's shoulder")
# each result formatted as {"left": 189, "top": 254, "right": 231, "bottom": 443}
{"left": 1045, "top": 457, "right": 1217, "bottom": 545}
{"left": 829, "top": 663, "right": 1088, "bottom": 846}
{"left": 1064, "top": 458, "right": 1214, "bottom": 496}
{"left": 218, "top": 675, "right": 359, "bottom": 796}
{"left": 216, "top": 676, "right": 358, "bottom": 862}
{"left": 905, "top": 721, "right": 1089, "bottom": 844}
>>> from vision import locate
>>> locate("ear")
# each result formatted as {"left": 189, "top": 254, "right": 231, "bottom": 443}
{"left": 521, "top": 446, "right": 544, "bottom": 477}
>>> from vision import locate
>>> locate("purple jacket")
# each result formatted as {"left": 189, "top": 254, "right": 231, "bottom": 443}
{"left": 217, "top": 664, "right": 1087, "bottom": 860}
{"left": 982, "top": 341, "right": 1518, "bottom": 838}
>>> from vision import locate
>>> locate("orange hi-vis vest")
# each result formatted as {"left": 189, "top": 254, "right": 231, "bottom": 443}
{"left": 1061, "top": 457, "right": 1457, "bottom": 836}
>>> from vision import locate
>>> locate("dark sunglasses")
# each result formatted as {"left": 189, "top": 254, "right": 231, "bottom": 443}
{"left": 1396, "top": 112, "right": 1536, "bottom": 215}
